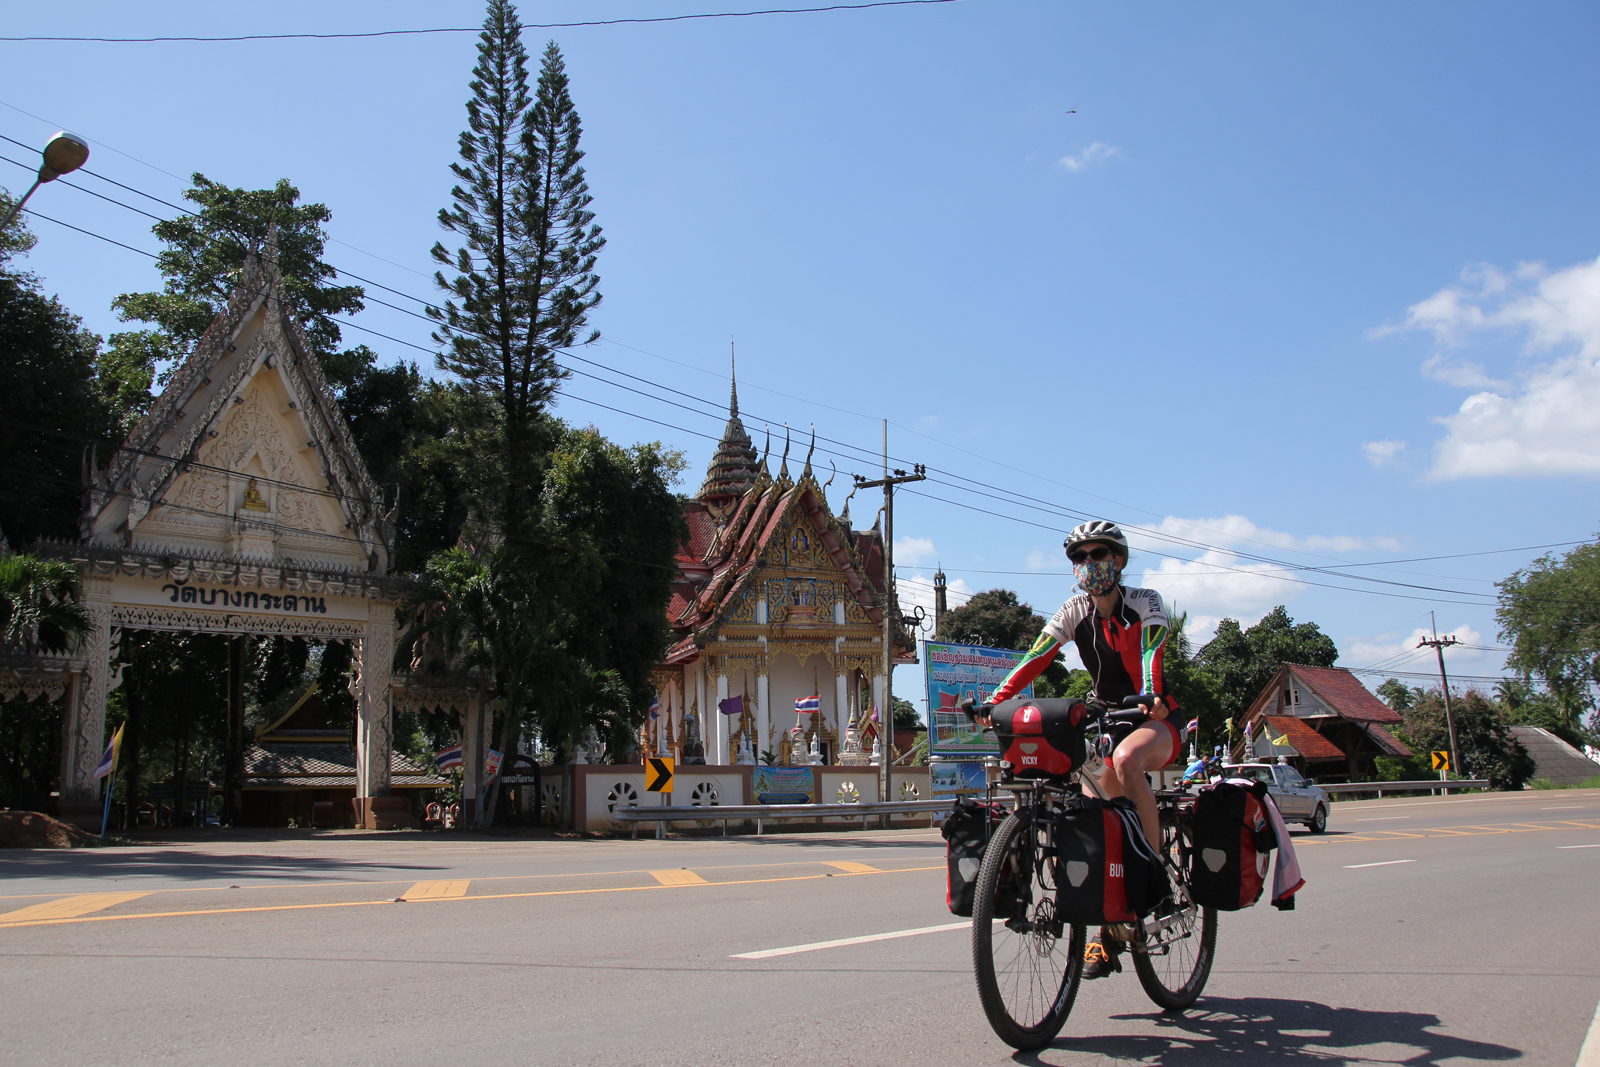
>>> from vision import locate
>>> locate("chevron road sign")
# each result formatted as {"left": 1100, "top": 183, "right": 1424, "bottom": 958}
{"left": 646, "top": 757, "right": 674, "bottom": 793}
{"left": 1432, "top": 751, "right": 1450, "bottom": 772}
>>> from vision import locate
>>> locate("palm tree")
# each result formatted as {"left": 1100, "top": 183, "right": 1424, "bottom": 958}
{"left": 0, "top": 553, "right": 92, "bottom": 654}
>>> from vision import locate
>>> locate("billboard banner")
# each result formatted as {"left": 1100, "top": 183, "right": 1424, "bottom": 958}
{"left": 930, "top": 760, "right": 988, "bottom": 802}
{"left": 925, "top": 641, "right": 1032, "bottom": 758}
{"left": 753, "top": 766, "right": 815, "bottom": 805}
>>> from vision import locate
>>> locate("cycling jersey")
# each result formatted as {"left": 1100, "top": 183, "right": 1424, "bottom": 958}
{"left": 990, "top": 585, "right": 1177, "bottom": 711}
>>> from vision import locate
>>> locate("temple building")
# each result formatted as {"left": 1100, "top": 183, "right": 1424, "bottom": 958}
{"left": 650, "top": 378, "right": 917, "bottom": 767}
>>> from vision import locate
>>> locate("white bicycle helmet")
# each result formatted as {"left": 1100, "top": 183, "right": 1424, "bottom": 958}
{"left": 1064, "top": 519, "right": 1129, "bottom": 555}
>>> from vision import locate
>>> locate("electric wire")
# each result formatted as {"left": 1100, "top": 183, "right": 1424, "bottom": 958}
{"left": 0, "top": 1, "right": 961, "bottom": 43}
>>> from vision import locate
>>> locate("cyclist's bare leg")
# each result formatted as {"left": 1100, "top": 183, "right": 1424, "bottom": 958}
{"left": 1103, "top": 722, "right": 1174, "bottom": 851}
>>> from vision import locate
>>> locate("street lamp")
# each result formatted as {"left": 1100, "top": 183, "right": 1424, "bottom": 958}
{"left": 1, "top": 131, "right": 91, "bottom": 229}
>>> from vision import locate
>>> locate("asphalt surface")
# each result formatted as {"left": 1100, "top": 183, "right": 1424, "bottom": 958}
{"left": 2, "top": 788, "right": 1598, "bottom": 1066}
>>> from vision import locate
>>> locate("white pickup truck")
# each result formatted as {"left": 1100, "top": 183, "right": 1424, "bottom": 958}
{"left": 1222, "top": 762, "right": 1331, "bottom": 834}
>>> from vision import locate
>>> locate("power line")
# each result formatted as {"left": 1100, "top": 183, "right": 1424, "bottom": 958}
{"left": 0, "top": 1, "right": 961, "bottom": 43}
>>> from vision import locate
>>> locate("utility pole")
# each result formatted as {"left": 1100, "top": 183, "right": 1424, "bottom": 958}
{"left": 1418, "top": 612, "right": 1462, "bottom": 779}
{"left": 853, "top": 420, "right": 924, "bottom": 827}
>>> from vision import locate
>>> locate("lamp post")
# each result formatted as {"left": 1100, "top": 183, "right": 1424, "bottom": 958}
{"left": 1, "top": 131, "right": 91, "bottom": 229}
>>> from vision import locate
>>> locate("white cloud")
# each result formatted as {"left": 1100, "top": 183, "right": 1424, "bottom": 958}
{"left": 1379, "top": 255, "right": 1600, "bottom": 479}
{"left": 1141, "top": 515, "right": 1400, "bottom": 555}
{"left": 894, "top": 536, "right": 937, "bottom": 567}
{"left": 1138, "top": 550, "right": 1298, "bottom": 644}
{"left": 1057, "top": 141, "right": 1120, "bottom": 172}
{"left": 1362, "top": 440, "right": 1407, "bottom": 467}
{"left": 1025, "top": 548, "right": 1057, "bottom": 571}
{"left": 1341, "top": 625, "right": 1506, "bottom": 687}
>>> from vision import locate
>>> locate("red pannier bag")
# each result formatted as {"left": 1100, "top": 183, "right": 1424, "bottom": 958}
{"left": 989, "top": 698, "right": 1089, "bottom": 780}
{"left": 1054, "top": 797, "right": 1170, "bottom": 925}
{"left": 1188, "top": 779, "right": 1278, "bottom": 910}
{"left": 941, "top": 796, "right": 1011, "bottom": 917}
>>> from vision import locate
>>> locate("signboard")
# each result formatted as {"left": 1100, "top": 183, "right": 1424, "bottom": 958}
{"left": 501, "top": 774, "right": 539, "bottom": 785}
{"left": 930, "top": 761, "right": 987, "bottom": 802}
{"left": 753, "top": 766, "right": 815, "bottom": 805}
{"left": 484, "top": 749, "right": 503, "bottom": 779}
{"left": 925, "top": 641, "right": 1033, "bottom": 758}
{"left": 1431, "top": 751, "right": 1450, "bottom": 772}
{"left": 646, "top": 756, "right": 674, "bottom": 793}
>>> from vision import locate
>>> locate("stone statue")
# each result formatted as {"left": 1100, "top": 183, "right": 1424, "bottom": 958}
{"left": 735, "top": 734, "right": 756, "bottom": 766}
{"left": 241, "top": 477, "right": 269, "bottom": 513}
{"left": 807, "top": 732, "right": 823, "bottom": 766}
{"left": 683, "top": 712, "right": 706, "bottom": 765}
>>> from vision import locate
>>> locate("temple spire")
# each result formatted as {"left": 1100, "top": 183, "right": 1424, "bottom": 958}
{"left": 730, "top": 338, "right": 738, "bottom": 417}
{"left": 696, "top": 346, "right": 760, "bottom": 513}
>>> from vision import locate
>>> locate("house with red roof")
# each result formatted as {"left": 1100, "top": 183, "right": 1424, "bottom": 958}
{"left": 649, "top": 375, "right": 915, "bottom": 767}
{"left": 1234, "top": 664, "right": 1413, "bottom": 781}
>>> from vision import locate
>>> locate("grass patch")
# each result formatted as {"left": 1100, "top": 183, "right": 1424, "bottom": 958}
{"left": 1529, "top": 776, "right": 1600, "bottom": 790}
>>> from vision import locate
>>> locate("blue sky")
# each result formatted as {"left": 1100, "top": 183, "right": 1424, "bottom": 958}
{"left": 4, "top": 1, "right": 1597, "bottom": 713}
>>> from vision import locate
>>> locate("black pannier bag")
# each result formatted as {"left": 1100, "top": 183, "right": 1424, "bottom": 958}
{"left": 942, "top": 796, "right": 1009, "bottom": 917}
{"left": 989, "top": 698, "right": 1089, "bottom": 780}
{"left": 1188, "top": 779, "right": 1278, "bottom": 911}
{"left": 1054, "top": 796, "right": 1170, "bottom": 925}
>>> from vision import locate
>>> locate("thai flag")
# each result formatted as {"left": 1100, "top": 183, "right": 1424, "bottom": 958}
{"left": 1185, "top": 717, "right": 1199, "bottom": 735}
{"left": 648, "top": 695, "right": 661, "bottom": 721}
{"left": 795, "top": 695, "right": 820, "bottom": 713}
{"left": 434, "top": 744, "right": 464, "bottom": 771}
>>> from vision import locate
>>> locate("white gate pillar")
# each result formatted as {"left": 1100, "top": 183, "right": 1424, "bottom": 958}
{"left": 715, "top": 672, "right": 729, "bottom": 765}
{"left": 59, "top": 575, "right": 116, "bottom": 821}
{"left": 354, "top": 608, "right": 395, "bottom": 807}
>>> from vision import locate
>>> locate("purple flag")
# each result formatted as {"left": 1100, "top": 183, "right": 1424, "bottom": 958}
{"left": 719, "top": 694, "right": 745, "bottom": 716}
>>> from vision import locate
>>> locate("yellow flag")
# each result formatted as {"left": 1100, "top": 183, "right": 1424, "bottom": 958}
{"left": 1270, "top": 731, "right": 1292, "bottom": 747}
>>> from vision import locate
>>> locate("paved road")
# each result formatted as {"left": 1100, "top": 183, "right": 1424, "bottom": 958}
{"left": 2, "top": 789, "right": 1598, "bottom": 1066}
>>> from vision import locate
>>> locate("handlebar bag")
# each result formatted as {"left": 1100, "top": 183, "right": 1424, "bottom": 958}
{"left": 1054, "top": 796, "right": 1170, "bottom": 925}
{"left": 990, "top": 698, "right": 1088, "bottom": 780}
{"left": 1188, "top": 780, "right": 1279, "bottom": 911}
{"left": 941, "top": 797, "right": 1013, "bottom": 917}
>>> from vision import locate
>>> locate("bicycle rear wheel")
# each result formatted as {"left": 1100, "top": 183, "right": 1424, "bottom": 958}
{"left": 972, "top": 810, "right": 1085, "bottom": 1050}
{"left": 1131, "top": 813, "right": 1216, "bottom": 1011}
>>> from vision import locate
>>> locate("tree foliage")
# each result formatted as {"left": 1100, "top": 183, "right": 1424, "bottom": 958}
{"left": 1400, "top": 687, "right": 1536, "bottom": 790}
{"left": 0, "top": 553, "right": 90, "bottom": 654}
{"left": 0, "top": 272, "right": 112, "bottom": 544}
{"left": 107, "top": 174, "right": 367, "bottom": 394}
{"left": 1198, "top": 607, "right": 1339, "bottom": 726}
{"left": 430, "top": 13, "right": 604, "bottom": 542}
{"left": 1497, "top": 541, "right": 1600, "bottom": 731}
{"left": 0, "top": 186, "right": 38, "bottom": 269}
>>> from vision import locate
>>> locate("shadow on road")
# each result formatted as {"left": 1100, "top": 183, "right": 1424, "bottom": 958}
{"left": 1024, "top": 996, "right": 1522, "bottom": 1066}
{"left": 0, "top": 849, "right": 448, "bottom": 884}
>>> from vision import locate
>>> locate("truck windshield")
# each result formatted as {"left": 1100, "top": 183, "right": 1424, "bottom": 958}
{"left": 1229, "top": 766, "right": 1275, "bottom": 785}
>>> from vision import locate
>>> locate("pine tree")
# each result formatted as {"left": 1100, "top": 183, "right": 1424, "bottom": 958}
{"left": 430, "top": 4, "right": 604, "bottom": 544}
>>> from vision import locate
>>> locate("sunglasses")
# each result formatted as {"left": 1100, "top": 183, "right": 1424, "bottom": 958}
{"left": 1066, "top": 545, "right": 1116, "bottom": 565}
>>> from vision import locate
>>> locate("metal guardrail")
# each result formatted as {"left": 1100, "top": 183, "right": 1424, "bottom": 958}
{"left": 1321, "top": 779, "right": 1490, "bottom": 797}
{"left": 610, "top": 799, "right": 957, "bottom": 837}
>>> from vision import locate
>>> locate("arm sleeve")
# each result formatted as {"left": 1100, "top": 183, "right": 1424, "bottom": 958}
{"left": 989, "top": 631, "right": 1062, "bottom": 704}
{"left": 1134, "top": 588, "right": 1171, "bottom": 698}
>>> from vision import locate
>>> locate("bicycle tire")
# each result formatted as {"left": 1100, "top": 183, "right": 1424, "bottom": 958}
{"left": 1131, "top": 814, "right": 1216, "bottom": 1012}
{"left": 972, "top": 810, "right": 1085, "bottom": 1049}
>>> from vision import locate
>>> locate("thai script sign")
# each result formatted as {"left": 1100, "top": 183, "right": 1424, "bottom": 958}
{"left": 160, "top": 583, "right": 328, "bottom": 614}
{"left": 925, "top": 641, "right": 1032, "bottom": 758}
{"left": 753, "top": 766, "right": 815, "bottom": 805}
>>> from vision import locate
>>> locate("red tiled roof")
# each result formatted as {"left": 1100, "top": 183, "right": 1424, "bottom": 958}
{"left": 1363, "top": 723, "right": 1413, "bottom": 758}
{"left": 676, "top": 505, "right": 718, "bottom": 565}
{"left": 1262, "top": 716, "right": 1346, "bottom": 762}
{"left": 1292, "top": 666, "right": 1403, "bottom": 723}
{"left": 664, "top": 637, "right": 699, "bottom": 665}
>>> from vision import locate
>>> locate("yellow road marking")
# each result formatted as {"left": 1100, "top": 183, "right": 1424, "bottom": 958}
{"left": 825, "top": 861, "right": 880, "bottom": 874}
{"left": 650, "top": 869, "right": 708, "bottom": 886}
{"left": 0, "top": 865, "right": 943, "bottom": 930}
{"left": 402, "top": 880, "right": 470, "bottom": 900}
{"left": 0, "top": 892, "right": 149, "bottom": 925}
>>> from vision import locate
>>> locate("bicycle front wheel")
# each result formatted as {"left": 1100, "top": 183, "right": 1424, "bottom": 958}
{"left": 1131, "top": 814, "right": 1216, "bottom": 1011}
{"left": 972, "top": 810, "right": 1085, "bottom": 1050}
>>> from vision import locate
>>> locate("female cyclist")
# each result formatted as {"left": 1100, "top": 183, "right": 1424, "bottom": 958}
{"left": 973, "top": 519, "right": 1186, "bottom": 979}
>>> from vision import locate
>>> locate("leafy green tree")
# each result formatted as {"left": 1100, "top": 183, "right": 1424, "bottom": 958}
{"left": 1161, "top": 613, "right": 1223, "bottom": 753}
{"left": 0, "top": 553, "right": 91, "bottom": 654}
{"left": 430, "top": 11, "right": 605, "bottom": 544}
{"left": 1401, "top": 688, "right": 1535, "bottom": 790}
{"left": 1378, "top": 677, "right": 1418, "bottom": 712}
{"left": 1198, "top": 606, "right": 1339, "bottom": 727}
{"left": 107, "top": 174, "right": 368, "bottom": 400}
{"left": 0, "top": 187, "right": 38, "bottom": 270}
{"left": 935, "top": 588, "right": 1072, "bottom": 696}
{"left": 1497, "top": 541, "right": 1600, "bottom": 732}
{"left": 0, "top": 272, "right": 112, "bottom": 544}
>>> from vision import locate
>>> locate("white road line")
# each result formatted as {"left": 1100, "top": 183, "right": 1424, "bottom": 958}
{"left": 1578, "top": 995, "right": 1600, "bottom": 1067}
{"left": 1558, "top": 844, "right": 1600, "bottom": 850}
{"left": 1355, "top": 816, "right": 1411, "bottom": 822}
{"left": 1344, "top": 860, "right": 1416, "bottom": 869}
{"left": 1543, "top": 806, "right": 1585, "bottom": 810}
{"left": 732, "top": 921, "right": 968, "bottom": 959}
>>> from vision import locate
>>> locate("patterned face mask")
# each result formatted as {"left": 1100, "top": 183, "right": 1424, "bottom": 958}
{"left": 1073, "top": 557, "right": 1121, "bottom": 596}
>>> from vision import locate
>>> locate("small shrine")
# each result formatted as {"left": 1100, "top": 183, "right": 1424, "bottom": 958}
{"left": 646, "top": 370, "right": 916, "bottom": 768}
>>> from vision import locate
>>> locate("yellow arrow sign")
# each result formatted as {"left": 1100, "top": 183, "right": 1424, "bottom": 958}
{"left": 1431, "top": 751, "right": 1450, "bottom": 772}
{"left": 646, "top": 756, "right": 674, "bottom": 793}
